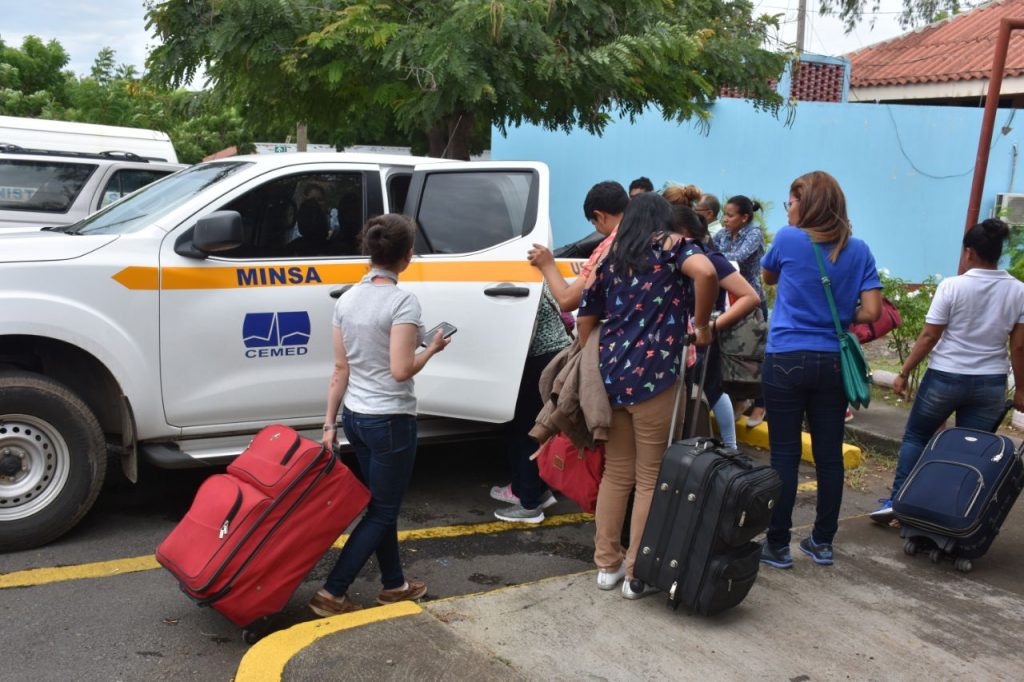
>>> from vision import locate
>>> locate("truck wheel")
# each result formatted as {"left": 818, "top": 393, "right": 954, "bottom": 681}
{"left": 0, "top": 372, "right": 106, "bottom": 551}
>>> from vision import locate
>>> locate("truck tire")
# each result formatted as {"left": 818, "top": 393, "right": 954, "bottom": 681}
{"left": 0, "top": 371, "right": 106, "bottom": 551}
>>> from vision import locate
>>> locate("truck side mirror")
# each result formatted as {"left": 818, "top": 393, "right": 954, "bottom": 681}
{"left": 193, "top": 211, "right": 244, "bottom": 253}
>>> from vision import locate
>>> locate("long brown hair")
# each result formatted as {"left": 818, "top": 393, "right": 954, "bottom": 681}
{"left": 789, "top": 171, "right": 850, "bottom": 263}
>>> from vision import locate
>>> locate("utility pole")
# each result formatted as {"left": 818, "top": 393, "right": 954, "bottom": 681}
{"left": 296, "top": 122, "right": 308, "bottom": 152}
{"left": 795, "top": 0, "right": 808, "bottom": 54}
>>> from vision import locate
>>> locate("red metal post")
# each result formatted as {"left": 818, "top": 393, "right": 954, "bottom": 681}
{"left": 962, "top": 18, "right": 1024, "bottom": 273}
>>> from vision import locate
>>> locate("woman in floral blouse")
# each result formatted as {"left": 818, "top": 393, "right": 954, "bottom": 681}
{"left": 577, "top": 192, "right": 717, "bottom": 599}
{"left": 713, "top": 195, "right": 767, "bottom": 425}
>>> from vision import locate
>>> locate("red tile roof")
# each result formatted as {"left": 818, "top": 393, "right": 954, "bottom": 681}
{"left": 848, "top": 0, "right": 1024, "bottom": 87}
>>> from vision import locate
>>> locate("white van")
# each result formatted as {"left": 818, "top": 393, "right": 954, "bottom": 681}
{"left": 0, "top": 116, "right": 178, "bottom": 163}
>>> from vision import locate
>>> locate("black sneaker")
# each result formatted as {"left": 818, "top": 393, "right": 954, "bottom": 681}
{"left": 759, "top": 541, "right": 793, "bottom": 569}
{"left": 799, "top": 536, "right": 834, "bottom": 565}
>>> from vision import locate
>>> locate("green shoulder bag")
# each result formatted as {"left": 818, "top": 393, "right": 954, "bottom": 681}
{"left": 813, "top": 244, "right": 872, "bottom": 410}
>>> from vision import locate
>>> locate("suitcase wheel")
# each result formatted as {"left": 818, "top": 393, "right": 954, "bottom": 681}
{"left": 242, "top": 629, "right": 262, "bottom": 645}
{"left": 928, "top": 548, "right": 942, "bottom": 564}
{"left": 903, "top": 539, "right": 920, "bottom": 556}
{"left": 954, "top": 557, "right": 973, "bottom": 573}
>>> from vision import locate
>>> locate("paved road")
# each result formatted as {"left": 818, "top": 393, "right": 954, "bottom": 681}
{"left": 0, "top": 439, "right": 894, "bottom": 682}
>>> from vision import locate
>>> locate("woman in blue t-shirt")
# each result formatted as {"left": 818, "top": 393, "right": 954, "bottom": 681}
{"left": 759, "top": 171, "right": 881, "bottom": 570}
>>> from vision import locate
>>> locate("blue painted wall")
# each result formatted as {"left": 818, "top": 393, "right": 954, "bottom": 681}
{"left": 492, "top": 99, "right": 1023, "bottom": 281}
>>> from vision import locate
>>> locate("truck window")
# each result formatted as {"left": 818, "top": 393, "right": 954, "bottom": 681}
{"left": 415, "top": 171, "right": 535, "bottom": 254}
{"left": 0, "top": 159, "right": 96, "bottom": 213}
{"left": 388, "top": 173, "right": 412, "bottom": 213}
{"left": 219, "top": 172, "right": 365, "bottom": 259}
{"left": 99, "top": 169, "right": 175, "bottom": 208}
{"left": 72, "top": 162, "right": 250, "bottom": 235}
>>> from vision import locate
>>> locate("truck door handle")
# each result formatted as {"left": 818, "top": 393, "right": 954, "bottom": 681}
{"left": 484, "top": 285, "right": 530, "bottom": 298}
{"left": 329, "top": 285, "right": 353, "bottom": 299}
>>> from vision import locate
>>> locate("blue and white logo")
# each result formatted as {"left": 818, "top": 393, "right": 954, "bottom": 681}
{"left": 243, "top": 312, "right": 310, "bottom": 358}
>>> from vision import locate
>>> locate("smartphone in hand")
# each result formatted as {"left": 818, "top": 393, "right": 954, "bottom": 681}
{"left": 421, "top": 322, "right": 457, "bottom": 347}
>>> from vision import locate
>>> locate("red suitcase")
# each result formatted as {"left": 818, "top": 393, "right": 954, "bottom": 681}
{"left": 156, "top": 425, "right": 370, "bottom": 628}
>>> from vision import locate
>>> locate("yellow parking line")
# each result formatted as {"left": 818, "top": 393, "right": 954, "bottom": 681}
{"left": 0, "top": 555, "right": 160, "bottom": 589}
{"left": 235, "top": 602, "right": 422, "bottom": 682}
{"left": 0, "top": 512, "right": 594, "bottom": 590}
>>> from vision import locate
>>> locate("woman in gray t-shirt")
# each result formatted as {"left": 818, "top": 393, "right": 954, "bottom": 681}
{"left": 309, "top": 214, "right": 450, "bottom": 618}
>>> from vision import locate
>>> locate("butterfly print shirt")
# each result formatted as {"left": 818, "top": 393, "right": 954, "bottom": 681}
{"left": 579, "top": 237, "right": 699, "bottom": 406}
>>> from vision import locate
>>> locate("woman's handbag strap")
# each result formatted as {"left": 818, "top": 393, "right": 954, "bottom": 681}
{"left": 811, "top": 242, "right": 846, "bottom": 340}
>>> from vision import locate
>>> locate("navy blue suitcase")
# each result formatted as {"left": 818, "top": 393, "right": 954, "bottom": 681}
{"left": 894, "top": 426, "right": 1024, "bottom": 572}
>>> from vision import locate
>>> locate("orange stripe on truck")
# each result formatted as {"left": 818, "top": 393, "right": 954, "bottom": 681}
{"left": 112, "top": 259, "right": 584, "bottom": 290}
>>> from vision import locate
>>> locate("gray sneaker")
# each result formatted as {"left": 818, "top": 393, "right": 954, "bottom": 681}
{"left": 494, "top": 503, "right": 545, "bottom": 524}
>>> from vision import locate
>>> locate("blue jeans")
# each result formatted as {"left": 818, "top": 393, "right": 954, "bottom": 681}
{"left": 762, "top": 351, "right": 847, "bottom": 547}
{"left": 891, "top": 369, "right": 1006, "bottom": 497}
{"left": 324, "top": 410, "right": 417, "bottom": 596}
{"left": 507, "top": 351, "right": 557, "bottom": 509}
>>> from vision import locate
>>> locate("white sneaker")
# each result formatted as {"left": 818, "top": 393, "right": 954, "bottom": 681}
{"left": 622, "top": 577, "right": 658, "bottom": 600}
{"left": 490, "top": 485, "right": 557, "bottom": 509}
{"left": 596, "top": 564, "right": 626, "bottom": 590}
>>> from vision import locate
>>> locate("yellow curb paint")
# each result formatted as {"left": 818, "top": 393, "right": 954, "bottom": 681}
{"left": 0, "top": 513, "right": 594, "bottom": 590}
{"left": 734, "top": 416, "right": 862, "bottom": 470}
{"left": 332, "top": 512, "right": 593, "bottom": 549}
{"left": 797, "top": 481, "right": 819, "bottom": 492}
{"left": 235, "top": 601, "right": 421, "bottom": 682}
{"left": 0, "top": 554, "right": 160, "bottom": 589}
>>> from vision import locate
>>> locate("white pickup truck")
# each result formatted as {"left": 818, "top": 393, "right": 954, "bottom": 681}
{"left": 0, "top": 153, "right": 573, "bottom": 551}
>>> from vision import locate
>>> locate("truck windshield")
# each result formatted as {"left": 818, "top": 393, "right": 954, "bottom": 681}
{"left": 70, "top": 162, "right": 251, "bottom": 235}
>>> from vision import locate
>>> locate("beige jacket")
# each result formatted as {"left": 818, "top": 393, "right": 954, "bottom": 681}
{"left": 529, "top": 324, "right": 612, "bottom": 450}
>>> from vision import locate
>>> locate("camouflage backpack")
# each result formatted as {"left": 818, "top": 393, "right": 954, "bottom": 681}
{"left": 718, "top": 308, "right": 767, "bottom": 398}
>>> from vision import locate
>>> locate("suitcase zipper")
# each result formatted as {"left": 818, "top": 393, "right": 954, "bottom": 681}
{"left": 897, "top": 459, "right": 985, "bottom": 517}
{"left": 219, "top": 488, "right": 244, "bottom": 539}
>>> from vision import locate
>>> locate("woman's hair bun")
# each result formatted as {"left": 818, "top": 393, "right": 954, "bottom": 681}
{"left": 982, "top": 218, "right": 1010, "bottom": 241}
{"left": 751, "top": 201, "right": 763, "bottom": 213}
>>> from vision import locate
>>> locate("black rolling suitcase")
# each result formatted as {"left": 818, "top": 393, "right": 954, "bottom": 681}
{"left": 895, "top": 403, "right": 1024, "bottom": 572}
{"left": 633, "top": 332, "right": 782, "bottom": 615}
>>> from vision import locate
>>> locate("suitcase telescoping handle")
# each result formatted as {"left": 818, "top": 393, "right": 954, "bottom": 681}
{"left": 687, "top": 324, "right": 713, "bottom": 439}
{"left": 667, "top": 332, "right": 691, "bottom": 447}
{"left": 666, "top": 323, "right": 715, "bottom": 448}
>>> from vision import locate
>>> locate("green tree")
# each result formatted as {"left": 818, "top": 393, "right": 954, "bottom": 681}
{"left": 0, "top": 35, "right": 72, "bottom": 117}
{"left": 145, "top": 0, "right": 790, "bottom": 160}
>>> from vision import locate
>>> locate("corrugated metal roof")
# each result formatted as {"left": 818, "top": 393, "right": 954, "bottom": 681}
{"left": 848, "top": 0, "right": 1024, "bottom": 87}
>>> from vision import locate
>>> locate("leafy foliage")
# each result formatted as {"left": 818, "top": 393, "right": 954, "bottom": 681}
{"left": 880, "top": 271, "right": 940, "bottom": 399}
{"left": 146, "top": 0, "right": 791, "bottom": 158}
{"left": 0, "top": 36, "right": 71, "bottom": 117}
{"left": 817, "top": 0, "right": 967, "bottom": 32}
{"left": 0, "top": 38, "right": 254, "bottom": 164}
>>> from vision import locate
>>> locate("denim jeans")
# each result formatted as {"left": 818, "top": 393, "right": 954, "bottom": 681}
{"left": 506, "top": 350, "right": 558, "bottom": 509}
{"left": 762, "top": 351, "right": 847, "bottom": 547}
{"left": 891, "top": 369, "right": 1006, "bottom": 497}
{"left": 324, "top": 409, "right": 417, "bottom": 596}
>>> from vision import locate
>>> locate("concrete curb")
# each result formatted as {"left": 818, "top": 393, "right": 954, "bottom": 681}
{"left": 733, "top": 416, "right": 863, "bottom": 469}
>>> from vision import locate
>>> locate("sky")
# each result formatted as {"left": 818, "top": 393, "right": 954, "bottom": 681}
{"left": 3, "top": 0, "right": 916, "bottom": 79}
